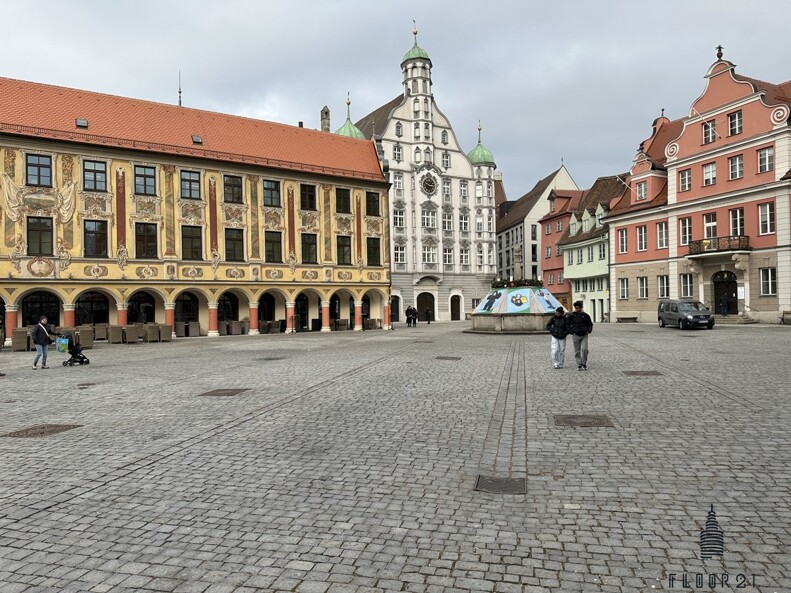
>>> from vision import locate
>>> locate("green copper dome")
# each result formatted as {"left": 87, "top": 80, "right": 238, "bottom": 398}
{"left": 402, "top": 27, "right": 430, "bottom": 63}
{"left": 467, "top": 123, "right": 496, "bottom": 166}
{"left": 335, "top": 96, "right": 366, "bottom": 139}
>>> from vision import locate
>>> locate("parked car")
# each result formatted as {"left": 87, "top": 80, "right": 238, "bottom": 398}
{"left": 657, "top": 299, "right": 715, "bottom": 329}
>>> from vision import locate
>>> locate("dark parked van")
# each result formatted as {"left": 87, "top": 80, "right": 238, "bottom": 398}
{"left": 657, "top": 299, "right": 715, "bottom": 330}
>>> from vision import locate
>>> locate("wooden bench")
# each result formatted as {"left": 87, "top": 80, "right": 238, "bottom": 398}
{"left": 780, "top": 310, "right": 791, "bottom": 325}
{"left": 616, "top": 316, "right": 638, "bottom": 323}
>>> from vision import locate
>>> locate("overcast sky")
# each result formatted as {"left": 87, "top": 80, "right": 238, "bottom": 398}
{"left": 4, "top": 0, "right": 789, "bottom": 198}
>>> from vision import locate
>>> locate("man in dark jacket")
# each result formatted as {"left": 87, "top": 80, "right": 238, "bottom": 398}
{"left": 568, "top": 301, "right": 593, "bottom": 370}
{"left": 546, "top": 306, "right": 569, "bottom": 369}
{"left": 31, "top": 315, "right": 53, "bottom": 370}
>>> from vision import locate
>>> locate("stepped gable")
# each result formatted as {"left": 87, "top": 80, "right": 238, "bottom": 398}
{"left": 0, "top": 76, "right": 385, "bottom": 183}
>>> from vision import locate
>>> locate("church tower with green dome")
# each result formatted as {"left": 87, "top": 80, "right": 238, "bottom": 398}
{"left": 335, "top": 96, "right": 366, "bottom": 139}
{"left": 354, "top": 26, "right": 499, "bottom": 324}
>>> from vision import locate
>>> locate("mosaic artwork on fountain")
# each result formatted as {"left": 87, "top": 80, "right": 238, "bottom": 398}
{"left": 473, "top": 286, "right": 562, "bottom": 315}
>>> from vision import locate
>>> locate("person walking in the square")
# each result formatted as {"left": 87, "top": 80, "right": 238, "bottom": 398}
{"left": 546, "top": 306, "right": 569, "bottom": 369}
{"left": 569, "top": 301, "right": 593, "bottom": 370}
{"left": 31, "top": 315, "right": 53, "bottom": 370}
{"left": 719, "top": 293, "right": 729, "bottom": 317}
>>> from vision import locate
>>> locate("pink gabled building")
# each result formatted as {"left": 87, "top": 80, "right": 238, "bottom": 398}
{"left": 605, "top": 49, "right": 791, "bottom": 322}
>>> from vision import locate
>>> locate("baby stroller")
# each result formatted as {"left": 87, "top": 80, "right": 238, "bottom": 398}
{"left": 60, "top": 333, "right": 90, "bottom": 366}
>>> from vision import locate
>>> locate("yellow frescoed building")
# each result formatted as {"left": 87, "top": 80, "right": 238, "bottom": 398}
{"left": 0, "top": 77, "right": 392, "bottom": 341}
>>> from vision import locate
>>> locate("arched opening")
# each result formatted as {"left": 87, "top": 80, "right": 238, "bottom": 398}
{"left": 362, "top": 295, "right": 370, "bottom": 323}
{"left": 75, "top": 291, "right": 110, "bottom": 325}
{"left": 348, "top": 296, "right": 355, "bottom": 323}
{"left": 259, "top": 293, "right": 275, "bottom": 322}
{"left": 128, "top": 291, "right": 156, "bottom": 324}
{"left": 330, "top": 294, "right": 341, "bottom": 322}
{"left": 22, "top": 291, "right": 61, "bottom": 326}
{"left": 295, "top": 293, "right": 310, "bottom": 331}
{"left": 218, "top": 292, "right": 239, "bottom": 322}
{"left": 450, "top": 295, "right": 461, "bottom": 321}
{"left": 175, "top": 292, "right": 199, "bottom": 322}
{"left": 390, "top": 295, "right": 401, "bottom": 322}
{"left": 0, "top": 298, "right": 6, "bottom": 340}
{"left": 712, "top": 270, "right": 738, "bottom": 316}
{"left": 417, "top": 292, "right": 435, "bottom": 322}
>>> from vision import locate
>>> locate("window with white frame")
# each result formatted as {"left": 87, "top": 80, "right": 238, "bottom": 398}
{"left": 636, "top": 181, "right": 647, "bottom": 200}
{"left": 759, "top": 202, "right": 775, "bottom": 234}
{"left": 393, "top": 209, "right": 405, "bottom": 228}
{"left": 395, "top": 122, "right": 403, "bottom": 137}
{"left": 679, "top": 217, "right": 691, "bottom": 245}
{"left": 704, "top": 213, "right": 717, "bottom": 239}
{"left": 567, "top": 250, "right": 573, "bottom": 265}
{"left": 637, "top": 225, "right": 647, "bottom": 251}
{"left": 556, "top": 221, "right": 563, "bottom": 232}
{"left": 658, "top": 275, "right": 669, "bottom": 299}
{"left": 424, "top": 148, "right": 432, "bottom": 163}
{"left": 638, "top": 276, "right": 648, "bottom": 299}
{"left": 475, "top": 182, "right": 483, "bottom": 198}
{"left": 393, "top": 172, "right": 403, "bottom": 191}
{"left": 424, "top": 123, "right": 430, "bottom": 141}
{"left": 477, "top": 249, "right": 484, "bottom": 267}
{"left": 558, "top": 272, "right": 564, "bottom": 283}
{"left": 702, "top": 120, "right": 716, "bottom": 144}
{"left": 576, "top": 248, "right": 582, "bottom": 264}
{"left": 460, "top": 248, "right": 470, "bottom": 265}
{"left": 730, "top": 208, "right": 744, "bottom": 236}
{"left": 760, "top": 267, "right": 777, "bottom": 295}
{"left": 587, "top": 246, "right": 594, "bottom": 262}
{"left": 442, "top": 212, "right": 453, "bottom": 231}
{"left": 393, "top": 245, "right": 405, "bottom": 264}
{"left": 393, "top": 145, "right": 402, "bottom": 162}
{"left": 443, "top": 247, "right": 454, "bottom": 265}
{"left": 421, "top": 209, "right": 436, "bottom": 228}
{"left": 574, "top": 280, "right": 580, "bottom": 292}
{"left": 441, "top": 130, "right": 448, "bottom": 144}
{"left": 618, "top": 228, "right": 628, "bottom": 253}
{"left": 619, "top": 278, "right": 629, "bottom": 299}
{"left": 487, "top": 182, "right": 493, "bottom": 199}
{"left": 442, "top": 152, "right": 450, "bottom": 168}
{"left": 570, "top": 222, "right": 577, "bottom": 235}
{"left": 679, "top": 169, "right": 692, "bottom": 192}
{"left": 556, "top": 245, "right": 562, "bottom": 256}
{"left": 596, "top": 213, "right": 603, "bottom": 227}
{"left": 758, "top": 147, "right": 774, "bottom": 173}
{"left": 476, "top": 217, "right": 483, "bottom": 233}
{"left": 442, "top": 178, "right": 451, "bottom": 199}
{"left": 728, "top": 110, "right": 742, "bottom": 136}
{"left": 703, "top": 162, "right": 716, "bottom": 186}
{"left": 546, "top": 247, "right": 551, "bottom": 258}
{"left": 414, "top": 123, "right": 420, "bottom": 139}
{"left": 460, "top": 181, "right": 468, "bottom": 199}
{"left": 459, "top": 214, "right": 469, "bottom": 231}
{"left": 680, "top": 273, "right": 694, "bottom": 298}
{"left": 414, "top": 148, "right": 421, "bottom": 162}
{"left": 598, "top": 243, "right": 606, "bottom": 259}
{"left": 548, "top": 273, "right": 554, "bottom": 285}
{"left": 729, "top": 154, "right": 744, "bottom": 180}
{"left": 582, "top": 279, "right": 588, "bottom": 292}
{"left": 583, "top": 219, "right": 589, "bottom": 232}
{"left": 657, "top": 222, "right": 668, "bottom": 249}
{"left": 422, "top": 245, "right": 437, "bottom": 264}
{"left": 545, "top": 223, "right": 551, "bottom": 235}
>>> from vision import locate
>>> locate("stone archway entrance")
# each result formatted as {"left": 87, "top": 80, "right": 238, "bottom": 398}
{"left": 390, "top": 295, "right": 400, "bottom": 322}
{"left": 712, "top": 270, "right": 737, "bottom": 316}
{"left": 417, "top": 292, "right": 435, "bottom": 322}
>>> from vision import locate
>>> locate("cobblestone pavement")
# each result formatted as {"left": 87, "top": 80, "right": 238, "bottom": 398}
{"left": 0, "top": 322, "right": 789, "bottom": 593}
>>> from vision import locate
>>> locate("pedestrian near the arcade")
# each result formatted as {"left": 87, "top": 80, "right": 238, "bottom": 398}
{"left": 546, "top": 306, "right": 570, "bottom": 369}
{"left": 31, "top": 315, "right": 54, "bottom": 370}
{"left": 568, "top": 301, "right": 593, "bottom": 371}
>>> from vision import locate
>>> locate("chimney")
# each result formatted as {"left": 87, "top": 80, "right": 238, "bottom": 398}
{"left": 320, "top": 106, "right": 330, "bottom": 132}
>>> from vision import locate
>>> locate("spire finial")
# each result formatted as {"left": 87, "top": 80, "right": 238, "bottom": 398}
{"left": 345, "top": 92, "right": 351, "bottom": 119}
{"left": 178, "top": 69, "right": 182, "bottom": 107}
{"left": 412, "top": 20, "right": 418, "bottom": 43}
{"left": 716, "top": 44, "right": 723, "bottom": 59}
{"left": 661, "top": 108, "right": 665, "bottom": 117}
{"left": 477, "top": 120, "right": 482, "bottom": 143}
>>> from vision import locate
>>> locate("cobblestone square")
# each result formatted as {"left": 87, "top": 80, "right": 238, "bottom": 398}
{"left": 1, "top": 323, "right": 789, "bottom": 592}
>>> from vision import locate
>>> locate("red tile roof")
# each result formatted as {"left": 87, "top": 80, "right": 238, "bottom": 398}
{"left": 0, "top": 77, "right": 387, "bottom": 183}
{"left": 732, "top": 74, "right": 791, "bottom": 105}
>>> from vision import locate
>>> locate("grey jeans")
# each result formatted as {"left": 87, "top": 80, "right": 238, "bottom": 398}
{"left": 572, "top": 334, "right": 589, "bottom": 367}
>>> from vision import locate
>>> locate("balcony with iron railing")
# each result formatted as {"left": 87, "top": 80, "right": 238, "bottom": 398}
{"left": 687, "top": 235, "right": 751, "bottom": 256}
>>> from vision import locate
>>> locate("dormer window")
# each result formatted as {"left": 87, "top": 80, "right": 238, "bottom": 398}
{"left": 550, "top": 200, "right": 556, "bottom": 212}
{"left": 191, "top": 135, "right": 203, "bottom": 145}
{"left": 570, "top": 222, "right": 577, "bottom": 235}
{"left": 75, "top": 118, "right": 89, "bottom": 129}
{"left": 583, "top": 219, "right": 589, "bottom": 232}
{"left": 636, "top": 181, "right": 647, "bottom": 200}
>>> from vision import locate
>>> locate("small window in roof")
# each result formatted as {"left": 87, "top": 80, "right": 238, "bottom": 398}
{"left": 75, "top": 118, "right": 88, "bottom": 129}
{"left": 191, "top": 135, "right": 203, "bottom": 144}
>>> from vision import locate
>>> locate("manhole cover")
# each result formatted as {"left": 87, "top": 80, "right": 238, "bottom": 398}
{"left": 197, "top": 389, "right": 250, "bottom": 397}
{"left": 622, "top": 370, "right": 662, "bottom": 376}
{"left": 554, "top": 415, "right": 614, "bottom": 428}
{"left": 474, "top": 476, "right": 526, "bottom": 494}
{"left": 435, "top": 356, "right": 461, "bottom": 361}
{"left": 2, "top": 424, "right": 83, "bottom": 438}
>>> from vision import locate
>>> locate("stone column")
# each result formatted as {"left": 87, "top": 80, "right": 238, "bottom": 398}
{"left": 116, "top": 304, "right": 128, "bottom": 326}
{"left": 383, "top": 302, "right": 391, "bottom": 330}
{"left": 285, "top": 301, "right": 295, "bottom": 334}
{"left": 3, "top": 305, "right": 18, "bottom": 347}
{"left": 63, "top": 304, "right": 76, "bottom": 328}
{"left": 248, "top": 302, "right": 260, "bottom": 335}
{"left": 354, "top": 300, "right": 363, "bottom": 331}
{"left": 320, "top": 300, "right": 331, "bottom": 332}
{"left": 164, "top": 303, "right": 176, "bottom": 338}
{"left": 208, "top": 304, "right": 219, "bottom": 337}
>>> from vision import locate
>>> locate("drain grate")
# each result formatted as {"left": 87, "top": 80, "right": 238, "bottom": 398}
{"left": 554, "top": 415, "right": 614, "bottom": 428}
{"left": 2, "top": 424, "right": 83, "bottom": 438}
{"left": 197, "top": 388, "right": 250, "bottom": 397}
{"left": 622, "top": 370, "right": 662, "bottom": 376}
{"left": 435, "top": 356, "right": 461, "bottom": 361}
{"left": 474, "top": 475, "right": 526, "bottom": 494}
{"left": 77, "top": 383, "right": 96, "bottom": 390}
